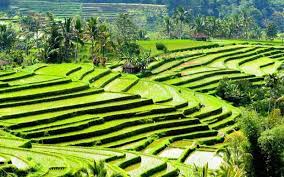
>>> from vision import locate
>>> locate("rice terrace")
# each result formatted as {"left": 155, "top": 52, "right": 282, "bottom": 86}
{"left": 0, "top": 0, "right": 283, "bottom": 177}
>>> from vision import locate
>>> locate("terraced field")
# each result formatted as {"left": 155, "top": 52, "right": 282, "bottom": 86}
{"left": 10, "top": 0, "right": 166, "bottom": 20}
{"left": 143, "top": 44, "right": 284, "bottom": 94}
{"left": 0, "top": 42, "right": 283, "bottom": 176}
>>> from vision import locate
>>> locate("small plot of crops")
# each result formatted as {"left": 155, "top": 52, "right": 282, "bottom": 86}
{"left": 145, "top": 44, "right": 284, "bottom": 93}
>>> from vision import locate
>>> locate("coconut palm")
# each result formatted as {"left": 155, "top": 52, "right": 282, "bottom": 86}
{"left": 164, "top": 16, "right": 172, "bottom": 38}
{"left": 73, "top": 17, "right": 84, "bottom": 62}
{"left": 61, "top": 17, "right": 74, "bottom": 62}
{"left": 94, "top": 24, "right": 114, "bottom": 66}
{"left": 173, "top": 7, "right": 189, "bottom": 39}
{"left": 87, "top": 17, "right": 100, "bottom": 58}
{"left": 193, "top": 16, "right": 206, "bottom": 34}
{"left": 42, "top": 13, "right": 63, "bottom": 63}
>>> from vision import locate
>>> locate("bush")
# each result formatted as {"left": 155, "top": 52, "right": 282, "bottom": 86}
{"left": 156, "top": 43, "right": 168, "bottom": 53}
{"left": 237, "top": 108, "right": 284, "bottom": 177}
{"left": 258, "top": 124, "right": 284, "bottom": 177}
{"left": 216, "top": 74, "right": 284, "bottom": 115}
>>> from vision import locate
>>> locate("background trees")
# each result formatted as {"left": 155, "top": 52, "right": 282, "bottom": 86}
{"left": 0, "top": 24, "right": 16, "bottom": 53}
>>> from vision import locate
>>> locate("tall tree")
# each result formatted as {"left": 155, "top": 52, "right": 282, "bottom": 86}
{"left": 163, "top": 16, "right": 172, "bottom": 38}
{"left": 173, "top": 7, "right": 189, "bottom": 39}
{"left": 73, "top": 17, "right": 84, "bottom": 62}
{"left": 94, "top": 24, "right": 114, "bottom": 66}
{"left": 87, "top": 17, "right": 100, "bottom": 58}
{"left": 61, "top": 17, "right": 74, "bottom": 62}
{"left": 0, "top": 24, "right": 16, "bottom": 53}
{"left": 266, "top": 22, "right": 278, "bottom": 40}
{"left": 42, "top": 13, "right": 63, "bottom": 63}
{"left": 115, "top": 13, "right": 139, "bottom": 43}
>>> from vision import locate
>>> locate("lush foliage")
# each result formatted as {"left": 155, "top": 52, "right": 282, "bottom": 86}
{"left": 238, "top": 109, "right": 284, "bottom": 177}
{"left": 216, "top": 74, "right": 284, "bottom": 115}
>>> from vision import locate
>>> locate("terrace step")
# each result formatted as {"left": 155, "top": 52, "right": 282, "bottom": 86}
{"left": 35, "top": 63, "right": 82, "bottom": 77}
{"left": 151, "top": 164, "right": 179, "bottom": 177}
{"left": 200, "top": 110, "right": 232, "bottom": 125}
{"left": 193, "top": 106, "right": 223, "bottom": 119}
{"left": 104, "top": 77, "right": 139, "bottom": 92}
{"left": 0, "top": 71, "right": 15, "bottom": 78}
{"left": 114, "top": 153, "right": 141, "bottom": 169}
{"left": 195, "top": 136, "right": 224, "bottom": 145}
{"left": 0, "top": 88, "right": 104, "bottom": 108}
{"left": 127, "top": 155, "right": 167, "bottom": 177}
{"left": 91, "top": 72, "right": 121, "bottom": 88}
{"left": 101, "top": 118, "right": 201, "bottom": 149}
{"left": 185, "top": 74, "right": 254, "bottom": 89}
{"left": 209, "top": 114, "right": 239, "bottom": 130}
{"left": 127, "top": 80, "right": 173, "bottom": 103}
{"left": 0, "top": 82, "right": 8, "bottom": 88}
{"left": 219, "top": 124, "right": 238, "bottom": 134}
{"left": 22, "top": 112, "right": 184, "bottom": 139}
{"left": 0, "top": 81, "right": 89, "bottom": 102}
{"left": 68, "top": 64, "right": 94, "bottom": 81}
{"left": 165, "top": 70, "right": 241, "bottom": 86}
{"left": 142, "top": 129, "right": 217, "bottom": 155}
{"left": 0, "top": 78, "right": 71, "bottom": 94}
{"left": 5, "top": 97, "right": 150, "bottom": 129}
{"left": 0, "top": 72, "right": 34, "bottom": 82}
{"left": 150, "top": 72, "right": 181, "bottom": 82}
{"left": 0, "top": 92, "right": 139, "bottom": 119}
{"left": 81, "top": 68, "right": 111, "bottom": 83}
{"left": 54, "top": 118, "right": 206, "bottom": 146}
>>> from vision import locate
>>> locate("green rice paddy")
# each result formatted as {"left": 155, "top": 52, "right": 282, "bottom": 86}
{"left": 0, "top": 41, "right": 283, "bottom": 176}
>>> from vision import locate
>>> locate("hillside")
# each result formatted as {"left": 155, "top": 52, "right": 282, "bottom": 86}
{"left": 0, "top": 41, "right": 283, "bottom": 176}
{"left": 9, "top": 0, "right": 166, "bottom": 20}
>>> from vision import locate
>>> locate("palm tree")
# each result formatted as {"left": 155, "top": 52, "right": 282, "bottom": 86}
{"left": 193, "top": 16, "right": 206, "bottom": 34}
{"left": 204, "top": 16, "right": 218, "bottom": 37}
{"left": 61, "top": 17, "right": 74, "bottom": 62}
{"left": 173, "top": 7, "right": 189, "bottom": 39}
{"left": 240, "top": 10, "right": 254, "bottom": 39}
{"left": 73, "top": 17, "right": 84, "bottom": 62}
{"left": 94, "top": 24, "right": 114, "bottom": 66}
{"left": 87, "top": 17, "right": 100, "bottom": 58}
{"left": 164, "top": 16, "right": 172, "bottom": 38}
{"left": 42, "top": 13, "right": 63, "bottom": 63}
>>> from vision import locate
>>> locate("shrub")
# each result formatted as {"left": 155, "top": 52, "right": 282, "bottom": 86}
{"left": 238, "top": 110, "right": 264, "bottom": 148}
{"left": 237, "top": 108, "right": 284, "bottom": 177}
{"left": 216, "top": 78, "right": 253, "bottom": 106}
{"left": 216, "top": 74, "right": 284, "bottom": 115}
{"left": 19, "top": 141, "right": 32, "bottom": 149}
{"left": 156, "top": 43, "right": 168, "bottom": 53}
{"left": 94, "top": 160, "right": 107, "bottom": 177}
{"left": 258, "top": 124, "right": 284, "bottom": 177}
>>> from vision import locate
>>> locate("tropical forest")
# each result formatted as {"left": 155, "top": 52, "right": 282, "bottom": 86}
{"left": 0, "top": 0, "right": 283, "bottom": 177}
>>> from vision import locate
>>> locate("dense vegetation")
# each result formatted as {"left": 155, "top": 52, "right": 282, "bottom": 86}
{"left": 31, "top": 0, "right": 284, "bottom": 32}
